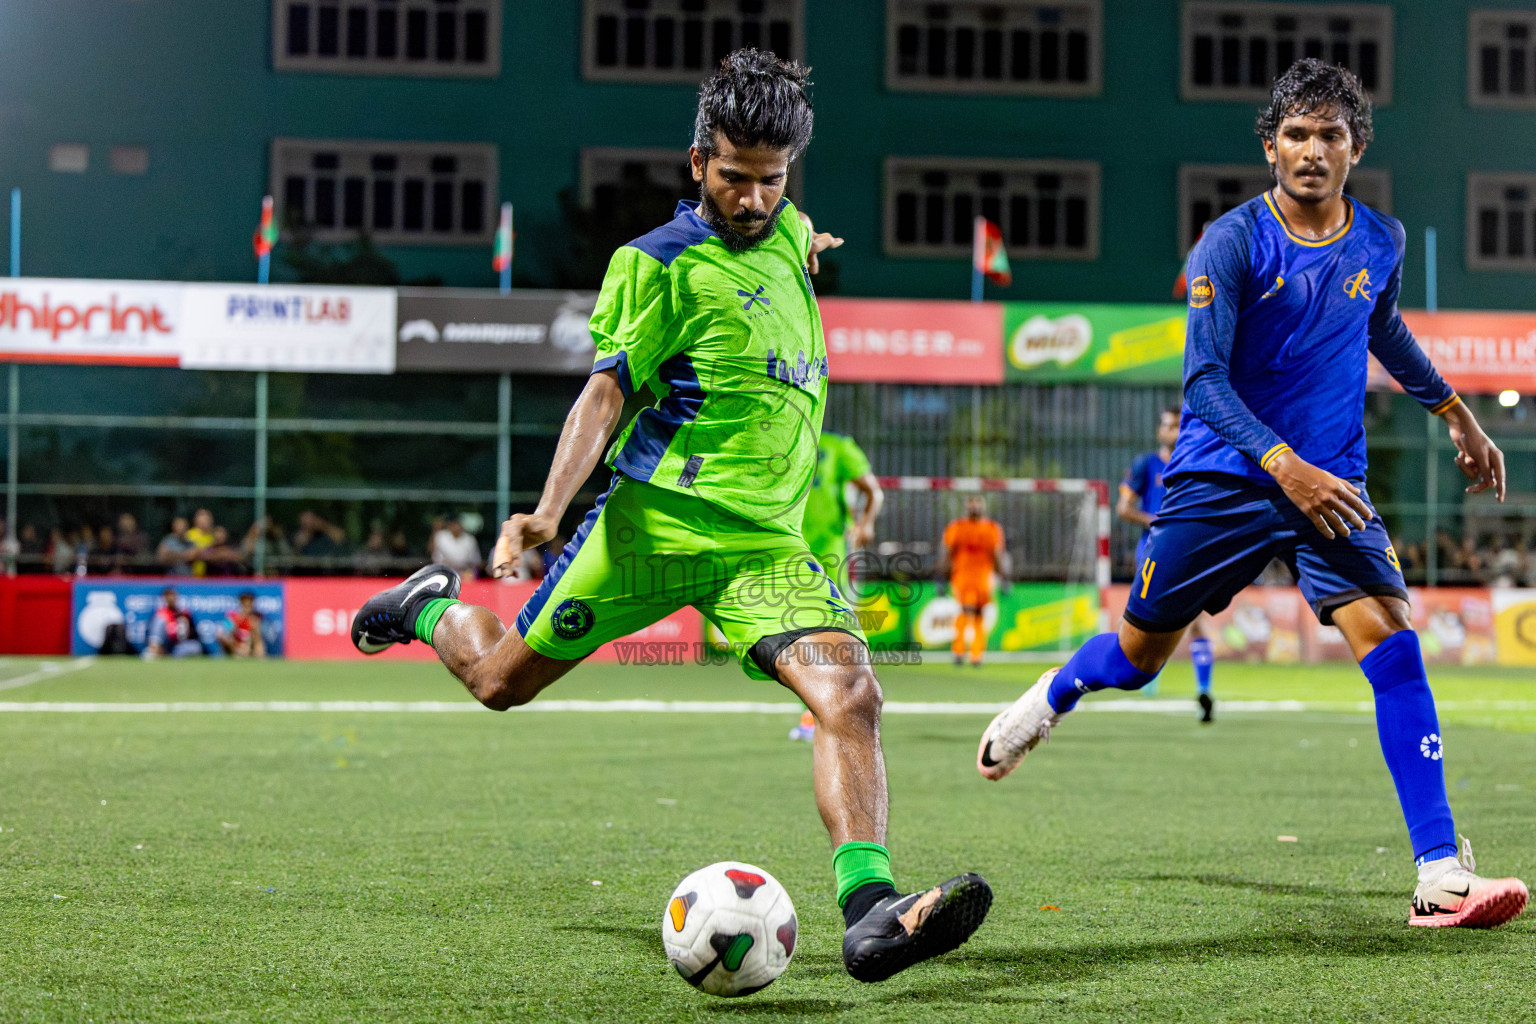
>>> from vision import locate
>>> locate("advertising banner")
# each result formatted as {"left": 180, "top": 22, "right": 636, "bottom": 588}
{"left": 283, "top": 577, "right": 701, "bottom": 662}
{"left": 395, "top": 289, "right": 598, "bottom": 373}
{"left": 856, "top": 581, "right": 1098, "bottom": 654}
{"left": 71, "top": 579, "right": 284, "bottom": 656}
{"left": 1492, "top": 588, "right": 1536, "bottom": 666}
{"left": 1371, "top": 312, "right": 1536, "bottom": 396}
{"left": 0, "top": 278, "right": 183, "bottom": 365}
{"left": 1003, "top": 302, "right": 1187, "bottom": 383}
{"left": 820, "top": 298, "right": 1004, "bottom": 384}
{"left": 179, "top": 283, "right": 396, "bottom": 372}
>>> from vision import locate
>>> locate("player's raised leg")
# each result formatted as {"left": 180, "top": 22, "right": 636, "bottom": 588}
{"left": 977, "top": 619, "right": 1177, "bottom": 780}
{"left": 1328, "top": 596, "right": 1527, "bottom": 928}
{"left": 768, "top": 630, "right": 992, "bottom": 982}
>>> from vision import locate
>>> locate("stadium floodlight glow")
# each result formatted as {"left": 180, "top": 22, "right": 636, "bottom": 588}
{"left": 1498, "top": 389, "right": 1520, "bottom": 407}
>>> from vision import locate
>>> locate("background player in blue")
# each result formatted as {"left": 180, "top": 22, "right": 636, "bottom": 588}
{"left": 1118, "top": 406, "right": 1217, "bottom": 720}
{"left": 978, "top": 60, "right": 1527, "bottom": 929}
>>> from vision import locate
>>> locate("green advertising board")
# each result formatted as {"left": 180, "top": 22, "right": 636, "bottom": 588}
{"left": 855, "top": 581, "right": 1099, "bottom": 655}
{"left": 1003, "top": 302, "right": 1188, "bottom": 384}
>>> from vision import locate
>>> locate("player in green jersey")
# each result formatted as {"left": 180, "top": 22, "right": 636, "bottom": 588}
{"left": 791, "top": 431, "right": 883, "bottom": 741}
{"left": 350, "top": 50, "right": 991, "bottom": 983}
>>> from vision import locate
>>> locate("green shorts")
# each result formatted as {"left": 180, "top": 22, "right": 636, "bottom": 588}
{"left": 516, "top": 475, "right": 866, "bottom": 679}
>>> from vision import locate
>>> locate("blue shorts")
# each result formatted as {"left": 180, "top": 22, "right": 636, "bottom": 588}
{"left": 1126, "top": 474, "right": 1406, "bottom": 632}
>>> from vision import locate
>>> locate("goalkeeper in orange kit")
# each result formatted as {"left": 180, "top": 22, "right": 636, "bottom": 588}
{"left": 939, "top": 496, "right": 1010, "bottom": 667}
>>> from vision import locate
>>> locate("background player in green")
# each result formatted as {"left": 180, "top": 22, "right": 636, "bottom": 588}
{"left": 349, "top": 50, "right": 991, "bottom": 982}
{"left": 791, "top": 431, "right": 883, "bottom": 741}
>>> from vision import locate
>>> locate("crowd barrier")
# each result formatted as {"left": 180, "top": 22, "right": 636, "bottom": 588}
{"left": 5, "top": 576, "right": 1531, "bottom": 667}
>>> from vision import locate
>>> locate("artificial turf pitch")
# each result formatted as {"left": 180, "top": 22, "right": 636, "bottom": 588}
{"left": 1, "top": 656, "right": 1533, "bottom": 1023}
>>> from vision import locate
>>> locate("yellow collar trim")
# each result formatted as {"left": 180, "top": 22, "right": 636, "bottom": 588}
{"left": 1264, "top": 191, "right": 1354, "bottom": 248}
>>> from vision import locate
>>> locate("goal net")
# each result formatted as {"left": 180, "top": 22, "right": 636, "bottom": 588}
{"left": 849, "top": 476, "right": 1109, "bottom": 662}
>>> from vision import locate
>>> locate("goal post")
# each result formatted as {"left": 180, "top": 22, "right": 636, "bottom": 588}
{"left": 847, "top": 476, "right": 1110, "bottom": 662}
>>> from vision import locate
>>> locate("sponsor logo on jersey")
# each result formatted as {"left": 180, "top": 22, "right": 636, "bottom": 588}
{"left": 1386, "top": 543, "right": 1401, "bottom": 571}
{"left": 1344, "top": 268, "right": 1373, "bottom": 300}
{"left": 766, "top": 348, "right": 829, "bottom": 389}
{"left": 737, "top": 285, "right": 771, "bottom": 311}
{"left": 1188, "top": 276, "right": 1214, "bottom": 308}
{"left": 1260, "top": 275, "right": 1285, "bottom": 300}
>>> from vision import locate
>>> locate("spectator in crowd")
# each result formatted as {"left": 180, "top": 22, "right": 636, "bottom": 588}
{"left": 145, "top": 587, "right": 204, "bottom": 658}
{"left": 430, "top": 514, "right": 481, "bottom": 577}
{"left": 0, "top": 521, "right": 18, "bottom": 577}
{"left": 186, "top": 508, "right": 217, "bottom": 576}
{"left": 112, "top": 513, "right": 150, "bottom": 574}
{"left": 241, "top": 517, "right": 292, "bottom": 572}
{"left": 17, "top": 523, "right": 42, "bottom": 571}
{"left": 49, "top": 527, "right": 77, "bottom": 574}
{"left": 1490, "top": 537, "right": 1526, "bottom": 589}
{"left": 158, "top": 516, "right": 199, "bottom": 575}
{"left": 203, "top": 526, "right": 245, "bottom": 576}
{"left": 216, "top": 591, "right": 266, "bottom": 658}
{"left": 388, "top": 528, "right": 411, "bottom": 559}
{"left": 292, "top": 511, "right": 349, "bottom": 567}
{"left": 353, "top": 523, "right": 393, "bottom": 575}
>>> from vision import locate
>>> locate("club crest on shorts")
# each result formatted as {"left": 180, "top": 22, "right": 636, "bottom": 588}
{"left": 551, "top": 598, "right": 595, "bottom": 640}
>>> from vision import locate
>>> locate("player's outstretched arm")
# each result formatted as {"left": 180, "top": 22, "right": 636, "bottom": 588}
{"left": 490, "top": 369, "right": 626, "bottom": 577}
{"left": 848, "top": 472, "right": 883, "bottom": 548}
{"left": 797, "top": 210, "right": 844, "bottom": 275}
{"left": 1441, "top": 401, "right": 1506, "bottom": 501}
{"left": 1116, "top": 484, "right": 1153, "bottom": 527}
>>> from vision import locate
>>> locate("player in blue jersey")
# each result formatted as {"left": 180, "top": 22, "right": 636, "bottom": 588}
{"left": 978, "top": 60, "right": 1527, "bottom": 928}
{"left": 1118, "top": 406, "right": 1216, "bottom": 720}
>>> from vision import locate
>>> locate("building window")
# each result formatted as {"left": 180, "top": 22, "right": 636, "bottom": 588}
{"left": 885, "top": 0, "right": 1102, "bottom": 96}
{"left": 1469, "top": 10, "right": 1536, "bottom": 109}
{"left": 581, "top": 148, "right": 695, "bottom": 219}
{"left": 48, "top": 144, "right": 89, "bottom": 174}
{"left": 1181, "top": 2, "right": 1393, "bottom": 104}
{"left": 583, "top": 0, "right": 802, "bottom": 83}
{"left": 1178, "top": 163, "right": 1390, "bottom": 252}
{"left": 270, "top": 139, "right": 497, "bottom": 245}
{"left": 1467, "top": 173, "right": 1536, "bottom": 272}
{"left": 109, "top": 146, "right": 150, "bottom": 176}
{"left": 273, "top": 0, "right": 501, "bottom": 78}
{"left": 885, "top": 158, "right": 1099, "bottom": 260}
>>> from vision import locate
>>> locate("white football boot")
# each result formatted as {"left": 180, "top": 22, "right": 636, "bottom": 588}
{"left": 976, "top": 667, "right": 1063, "bottom": 781}
{"left": 1409, "top": 835, "right": 1528, "bottom": 928}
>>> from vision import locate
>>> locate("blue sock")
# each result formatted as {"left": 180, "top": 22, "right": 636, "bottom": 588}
{"left": 1359, "top": 631, "right": 1456, "bottom": 864}
{"left": 1046, "top": 633, "right": 1159, "bottom": 714}
{"left": 1189, "top": 637, "right": 1214, "bottom": 695}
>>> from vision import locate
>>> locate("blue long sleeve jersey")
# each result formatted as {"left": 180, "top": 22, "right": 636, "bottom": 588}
{"left": 1166, "top": 192, "right": 1458, "bottom": 487}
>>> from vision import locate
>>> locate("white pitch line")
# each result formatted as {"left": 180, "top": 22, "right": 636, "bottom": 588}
{"left": 1, "top": 696, "right": 1534, "bottom": 715}
{"left": 0, "top": 657, "right": 96, "bottom": 693}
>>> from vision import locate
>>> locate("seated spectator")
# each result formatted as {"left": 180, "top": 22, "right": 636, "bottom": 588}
{"left": 186, "top": 508, "right": 217, "bottom": 576}
{"left": 203, "top": 526, "right": 246, "bottom": 576}
{"left": 216, "top": 591, "right": 266, "bottom": 658}
{"left": 112, "top": 513, "right": 150, "bottom": 574}
{"left": 17, "top": 523, "right": 42, "bottom": 572}
{"left": 292, "top": 511, "right": 350, "bottom": 569}
{"left": 49, "top": 527, "right": 77, "bottom": 574}
{"left": 431, "top": 515, "right": 481, "bottom": 577}
{"left": 0, "top": 521, "right": 18, "bottom": 577}
{"left": 353, "top": 523, "right": 393, "bottom": 575}
{"left": 145, "top": 587, "right": 204, "bottom": 658}
{"left": 241, "top": 517, "right": 293, "bottom": 571}
{"left": 158, "top": 516, "right": 200, "bottom": 576}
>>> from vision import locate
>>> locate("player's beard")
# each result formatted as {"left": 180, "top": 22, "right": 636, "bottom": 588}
{"left": 698, "top": 185, "right": 783, "bottom": 253}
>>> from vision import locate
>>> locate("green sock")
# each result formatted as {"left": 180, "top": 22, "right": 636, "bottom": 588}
{"left": 833, "top": 841, "right": 895, "bottom": 906}
{"left": 413, "top": 598, "right": 459, "bottom": 645}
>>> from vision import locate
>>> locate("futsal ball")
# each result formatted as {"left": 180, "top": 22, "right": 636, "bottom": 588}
{"left": 662, "top": 861, "right": 797, "bottom": 997}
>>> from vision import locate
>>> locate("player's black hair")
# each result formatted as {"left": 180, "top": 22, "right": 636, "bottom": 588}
{"left": 1255, "top": 58, "right": 1374, "bottom": 149}
{"left": 693, "top": 49, "right": 813, "bottom": 161}
{"left": 1162, "top": 405, "right": 1181, "bottom": 420}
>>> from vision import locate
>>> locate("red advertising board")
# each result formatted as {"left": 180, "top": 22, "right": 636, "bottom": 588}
{"left": 1374, "top": 311, "right": 1536, "bottom": 395}
{"left": 283, "top": 577, "right": 702, "bottom": 662}
{"left": 820, "top": 298, "right": 1004, "bottom": 384}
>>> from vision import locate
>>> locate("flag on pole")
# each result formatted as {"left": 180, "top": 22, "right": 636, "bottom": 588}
{"left": 253, "top": 195, "right": 278, "bottom": 259}
{"left": 972, "top": 216, "right": 1011, "bottom": 287}
{"left": 493, "top": 203, "right": 514, "bottom": 273}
